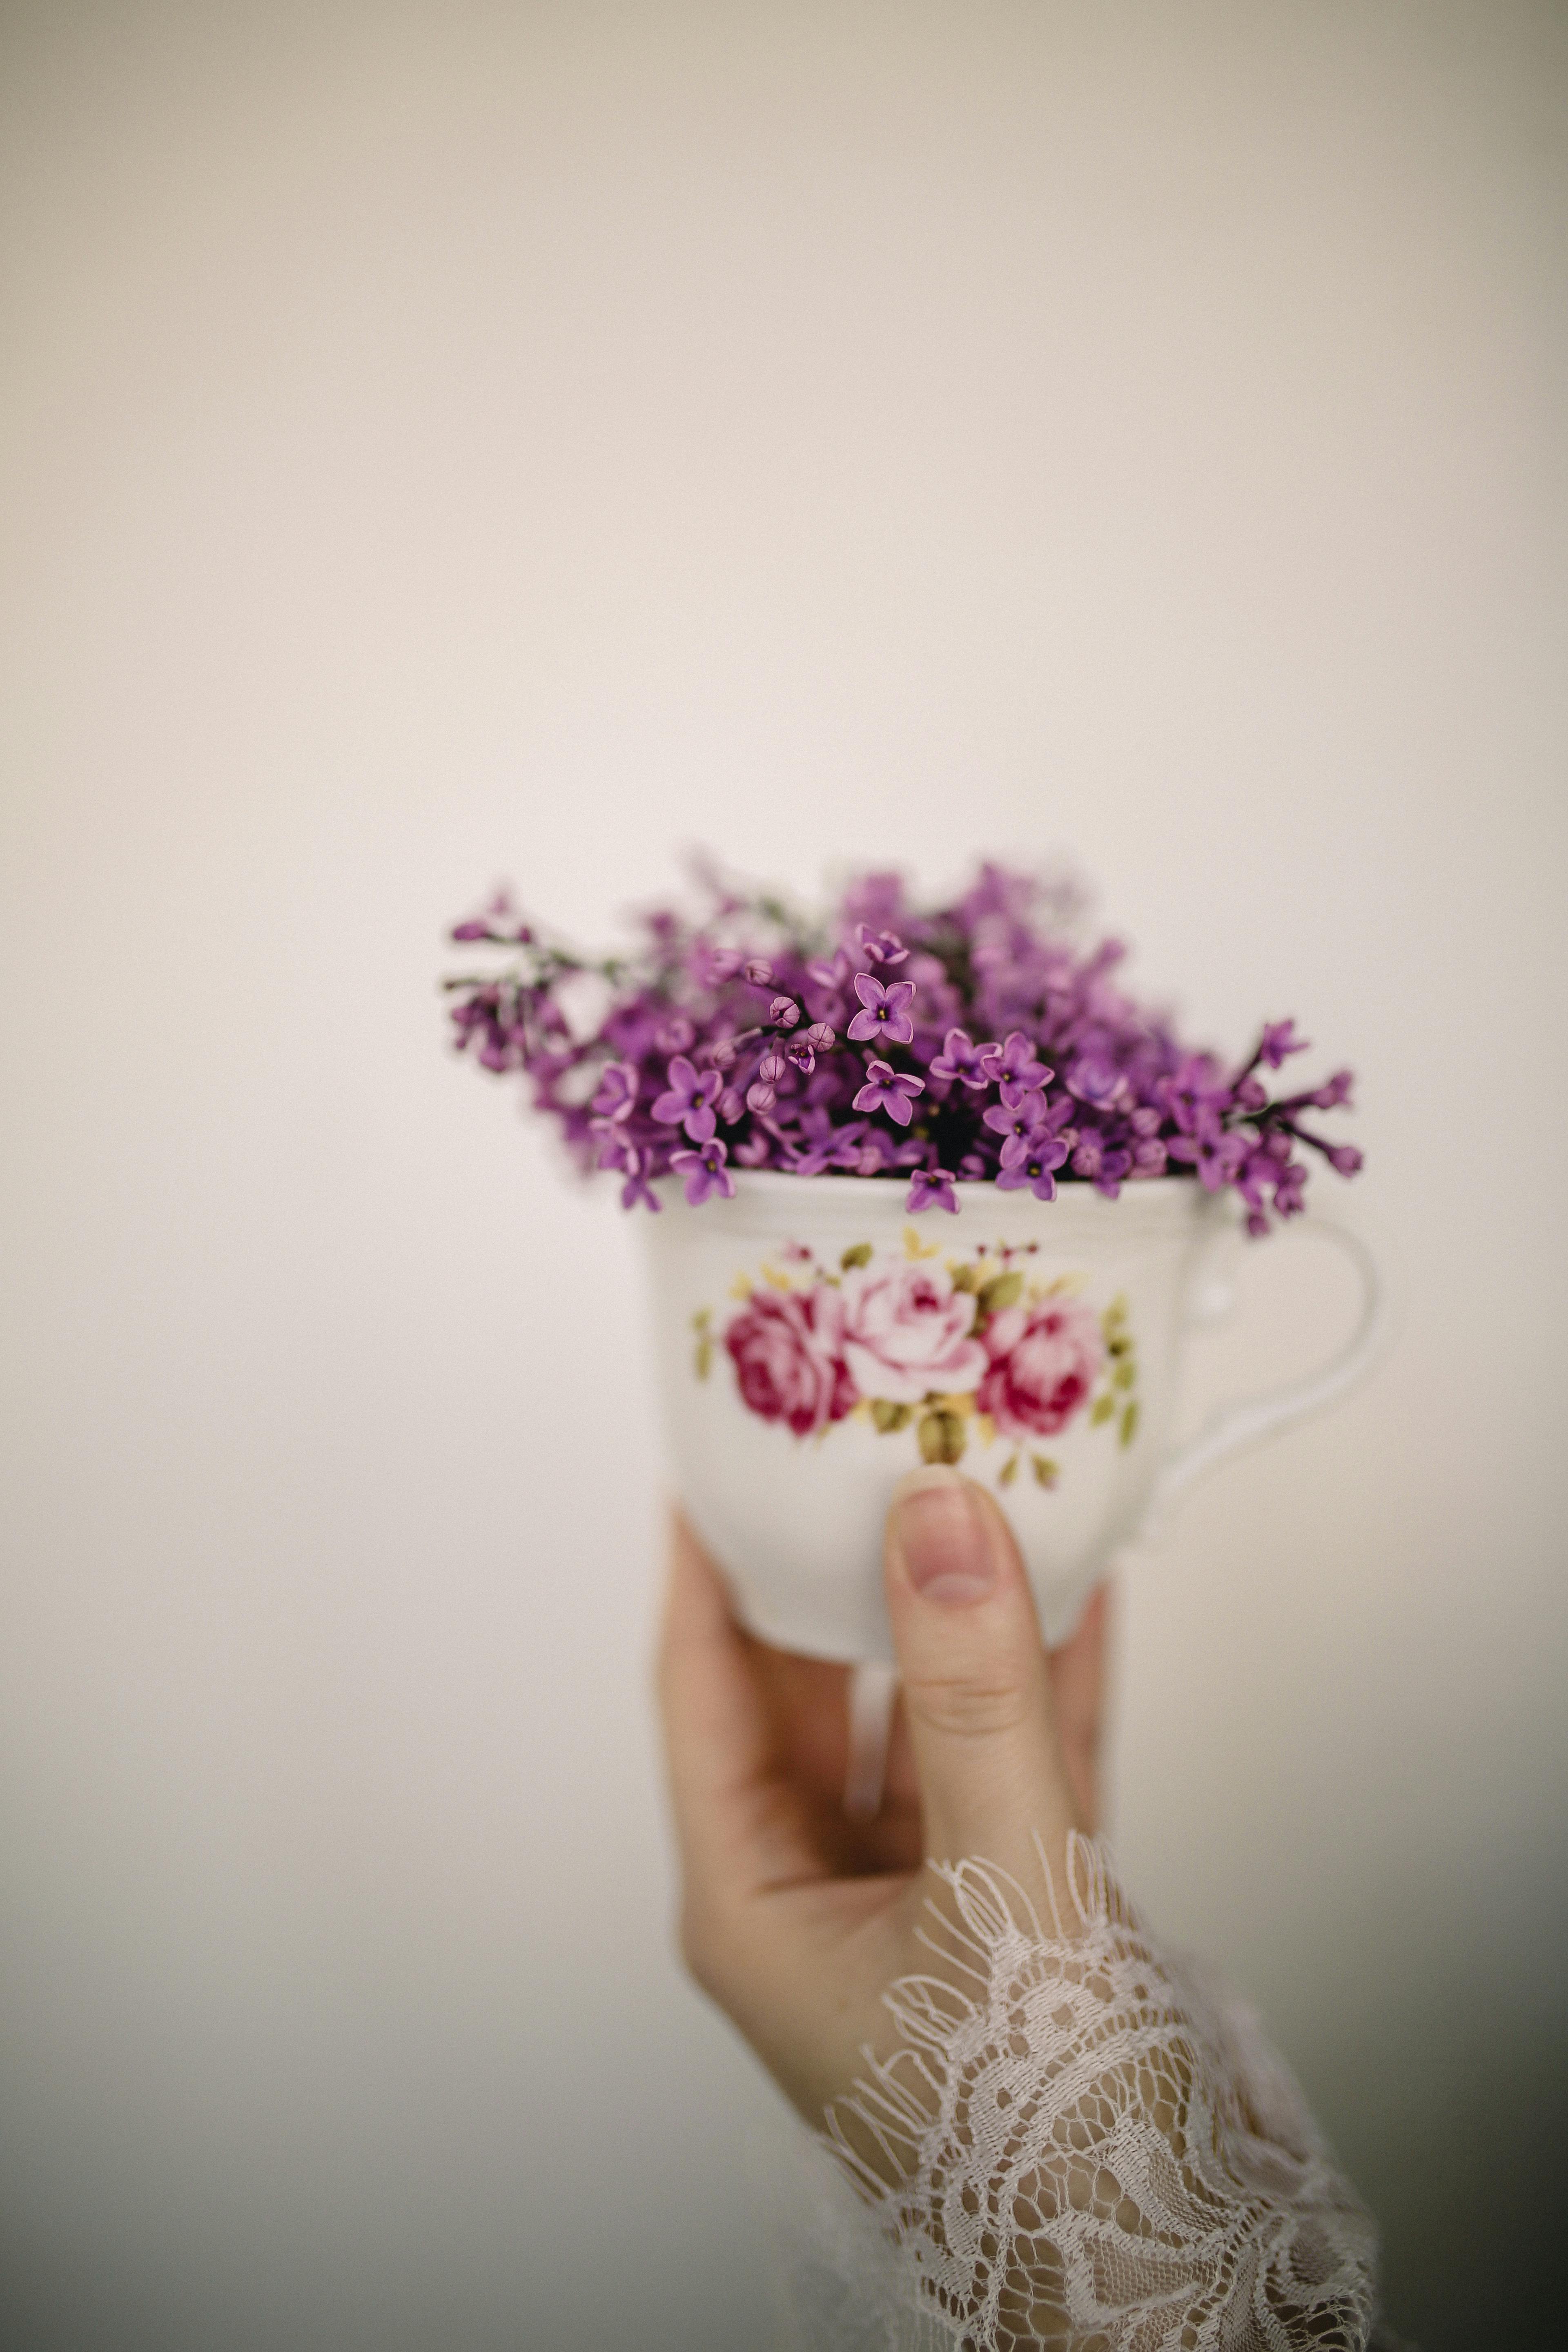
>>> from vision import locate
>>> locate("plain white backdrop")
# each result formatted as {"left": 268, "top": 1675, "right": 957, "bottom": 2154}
{"left": 3, "top": 5, "right": 1564, "bottom": 2347}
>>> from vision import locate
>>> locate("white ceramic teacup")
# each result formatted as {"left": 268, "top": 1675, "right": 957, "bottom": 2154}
{"left": 641, "top": 1170, "right": 1387, "bottom": 1665}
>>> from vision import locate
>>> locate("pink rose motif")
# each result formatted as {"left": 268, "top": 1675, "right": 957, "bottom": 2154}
{"left": 724, "top": 1284, "right": 858, "bottom": 1438}
{"left": 838, "top": 1261, "right": 987, "bottom": 1405}
{"left": 977, "top": 1296, "right": 1103, "bottom": 1440}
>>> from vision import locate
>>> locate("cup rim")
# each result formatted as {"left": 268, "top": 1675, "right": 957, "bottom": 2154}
{"left": 647, "top": 1166, "right": 1223, "bottom": 1240}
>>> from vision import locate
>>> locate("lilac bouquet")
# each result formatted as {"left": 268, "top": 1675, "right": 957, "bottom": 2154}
{"left": 443, "top": 860, "right": 1361, "bottom": 1235}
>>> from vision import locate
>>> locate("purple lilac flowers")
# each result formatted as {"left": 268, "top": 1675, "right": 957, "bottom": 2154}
{"left": 444, "top": 858, "right": 1361, "bottom": 1232}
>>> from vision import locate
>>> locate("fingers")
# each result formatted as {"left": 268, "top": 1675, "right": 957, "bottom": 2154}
{"left": 1047, "top": 1584, "right": 1109, "bottom": 1834}
{"left": 657, "top": 1510, "right": 821, "bottom": 1912}
{"left": 883, "top": 1468, "right": 1082, "bottom": 1873}
{"left": 657, "top": 1511, "right": 772, "bottom": 1895}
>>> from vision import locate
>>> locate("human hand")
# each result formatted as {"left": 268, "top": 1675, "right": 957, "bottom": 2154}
{"left": 657, "top": 1466, "right": 1109, "bottom": 2138}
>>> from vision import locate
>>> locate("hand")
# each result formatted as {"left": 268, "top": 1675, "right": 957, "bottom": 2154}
{"left": 656, "top": 1466, "right": 1109, "bottom": 2140}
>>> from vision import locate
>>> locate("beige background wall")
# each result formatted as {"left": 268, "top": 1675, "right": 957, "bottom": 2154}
{"left": 3, "top": 5, "right": 1564, "bottom": 2347}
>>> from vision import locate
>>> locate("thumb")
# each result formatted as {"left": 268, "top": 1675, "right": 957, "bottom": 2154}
{"left": 884, "top": 1466, "right": 1080, "bottom": 1875}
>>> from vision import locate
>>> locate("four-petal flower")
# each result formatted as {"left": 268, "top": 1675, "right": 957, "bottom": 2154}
{"left": 590, "top": 1060, "right": 639, "bottom": 1120}
{"left": 651, "top": 1055, "right": 723, "bottom": 1142}
{"left": 669, "top": 1138, "right": 737, "bottom": 1204}
{"left": 846, "top": 972, "right": 917, "bottom": 1046}
{"left": 928, "top": 1027, "right": 1000, "bottom": 1089}
{"left": 983, "top": 1082, "right": 1049, "bottom": 1145}
{"left": 852, "top": 1058, "right": 926, "bottom": 1127}
{"left": 906, "top": 1165, "right": 960, "bottom": 1214}
{"left": 991, "top": 1031, "right": 1053, "bottom": 1089}
{"left": 995, "top": 1134, "right": 1069, "bottom": 1200}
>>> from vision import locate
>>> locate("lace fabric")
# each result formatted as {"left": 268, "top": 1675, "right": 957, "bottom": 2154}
{"left": 774, "top": 1837, "right": 1388, "bottom": 2352}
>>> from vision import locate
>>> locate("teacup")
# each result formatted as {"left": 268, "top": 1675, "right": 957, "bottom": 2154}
{"left": 641, "top": 1170, "right": 1386, "bottom": 1663}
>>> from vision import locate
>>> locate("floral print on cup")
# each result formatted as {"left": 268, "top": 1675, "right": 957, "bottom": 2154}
{"left": 692, "top": 1227, "right": 1140, "bottom": 1483}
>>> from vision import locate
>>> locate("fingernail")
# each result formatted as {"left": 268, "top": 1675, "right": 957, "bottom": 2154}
{"left": 891, "top": 1468, "right": 998, "bottom": 1606}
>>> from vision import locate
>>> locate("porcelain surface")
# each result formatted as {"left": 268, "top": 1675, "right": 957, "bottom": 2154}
{"left": 641, "top": 1172, "right": 1309, "bottom": 1660}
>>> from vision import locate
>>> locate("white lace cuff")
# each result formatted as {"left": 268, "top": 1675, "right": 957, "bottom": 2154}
{"left": 773, "top": 1837, "right": 1387, "bottom": 2352}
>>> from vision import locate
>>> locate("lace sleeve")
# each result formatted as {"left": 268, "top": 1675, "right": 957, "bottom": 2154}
{"left": 766, "top": 1837, "right": 1395, "bottom": 2352}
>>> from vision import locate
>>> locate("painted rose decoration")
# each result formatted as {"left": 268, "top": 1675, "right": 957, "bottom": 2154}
{"left": 724, "top": 1285, "right": 857, "bottom": 1438}
{"left": 837, "top": 1261, "right": 988, "bottom": 1404}
{"left": 695, "top": 1227, "right": 1139, "bottom": 1483}
{"left": 977, "top": 1298, "right": 1103, "bottom": 1441}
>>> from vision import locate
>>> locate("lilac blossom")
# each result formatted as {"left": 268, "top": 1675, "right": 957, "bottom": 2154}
{"left": 670, "top": 1138, "right": 736, "bottom": 1204}
{"left": 444, "top": 857, "right": 1362, "bottom": 1228}
{"left": 1258, "top": 1020, "right": 1309, "bottom": 1069}
{"left": 1274, "top": 1163, "right": 1308, "bottom": 1216}
{"left": 856, "top": 924, "right": 909, "bottom": 967}
{"left": 1065, "top": 1054, "right": 1131, "bottom": 1112}
{"left": 846, "top": 972, "right": 917, "bottom": 1046}
{"left": 790, "top": 1117, "right": 864, "bottom": 1176}
{"left": 928, "top": 1028, "right": 998, "bottom": 1089}
{"left": 617, "top": 1148, "right": 662, "bottom": 1212}
{"left": 906, "top": 1165, "right": 960, "bottom": 1214}
{"left": 991, "top": 1031, "right": 1053, "bottom": 1090}
{"left": 1284, "top": 1069, "right": 1354, "bottom": 1112}
{"left": 592, "top": 1123, "right": 637, "bottom": 1172}
{"left": 852, "top": 1059, "right": 926, "bottom": 1127}
{"left": 806, "top": 947, "right": 853, "bottom": 993}
{"left": 996, "top": 1135, "right": 1069, "bottom": 1200}
{"left": 984, "top": 1083, "right": 1050, "bottom": 1148}
{"left": 590, "top": 1060, "right": 639, "bottom": 1120}
{"left": 450, "top": 891, "right": 530, "bottom": 945}
{"left": 651, "top": 1055, "right": 723, "bottom": 1143}
{"left": 1070, "top": 1133, "right": 1104, "bottom": 1180}
{"left": 1168, "top": 1127, "right": 1250, "bottom": 1192}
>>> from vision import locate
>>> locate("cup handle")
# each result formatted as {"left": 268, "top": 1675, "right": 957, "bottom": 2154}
{"left": 1150, "top": 1210, "right": 1394, "bottom": 1518}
